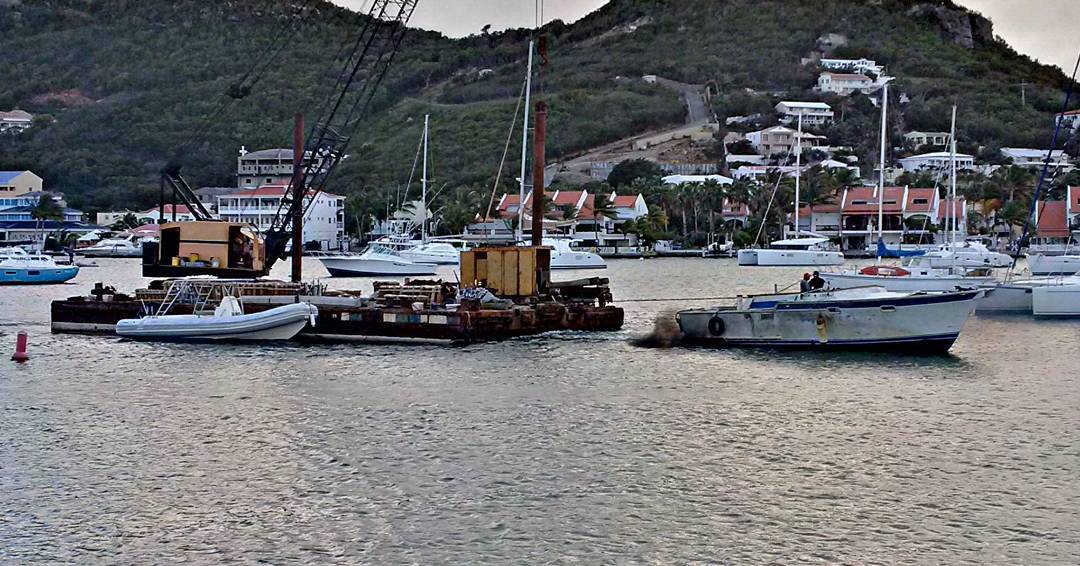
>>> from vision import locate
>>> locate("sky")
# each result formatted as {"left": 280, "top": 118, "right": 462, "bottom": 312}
{"left": 333, "top": 0, "right": 1078, "bottom": 74}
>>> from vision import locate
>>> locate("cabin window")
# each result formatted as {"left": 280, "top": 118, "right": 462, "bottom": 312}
{"left": 28, "top": 270, "right": 39, "bottom": 276}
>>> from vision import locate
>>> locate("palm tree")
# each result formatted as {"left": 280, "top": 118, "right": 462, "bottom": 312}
{"left": 590, "top": 192, "right": 618, "bottom": 240}
{"left": 993, "top": 165, "right": 1035, "bottom": 203}
{"left": 31, "top": 196, "right": 64, "bottom": 250}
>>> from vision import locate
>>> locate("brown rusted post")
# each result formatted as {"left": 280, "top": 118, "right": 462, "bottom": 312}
{"left": 531, "top": 101, "right": 547, "bottom": 247}
{"left": 291, "top": 112, "right": 304, "bottom": 283}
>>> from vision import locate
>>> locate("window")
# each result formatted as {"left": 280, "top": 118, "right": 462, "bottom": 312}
{"left": 913, "top": 198, "right": 929, "bottom": 205}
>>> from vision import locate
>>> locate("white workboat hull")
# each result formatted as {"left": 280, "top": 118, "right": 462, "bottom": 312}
{"left": 116, "top": 302, "right": 317, "bottom": 341}
{"left": 821, "top": 271, "right": 993, "bottom": 292}
{"left": 1027, "top": 254, "right": 1080, "bottom": 276}
{"left": 319, "top": 256, "right": 438, "bottom": 277}
{"left": 1032, "top": 283, "right": 1080, "bottom": 316}
{"left": 738, "top": 248, "right": 844, "bottom": 266}
{"left": 678, "top": 288, "right": 980, "bottom": 353}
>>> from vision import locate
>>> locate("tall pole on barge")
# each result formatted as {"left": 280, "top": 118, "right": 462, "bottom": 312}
{"left": 291, "top": 112, "right": 304, "bottom": 283}
{"left": 531, "top": 101, "right": 547, "bottom": 247}
{"left": 517, "top": 41, "right": 534, "bottom": 244}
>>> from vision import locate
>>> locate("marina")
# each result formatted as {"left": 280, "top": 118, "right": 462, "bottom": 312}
{"left": 2, "top": 0, "right": 1080, "bottom": 561}
{"left": 4, "top": 256, "right": 1080, "bottom": 562}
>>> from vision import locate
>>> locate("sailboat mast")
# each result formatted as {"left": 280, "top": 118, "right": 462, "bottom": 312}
{"left": 422, "top": 113, "right": 429, "bottom": 243}
{"left": 517, "top": 40, "right": 534, "bottom": 243}
{"left": 794, "top": 112, "right": 802, "bottom": 238}
{"left": 949, "top": 105, "right": 957, "bottom": 247}
{"left": 877, "top": 82, "right": 889, "bottom": 247}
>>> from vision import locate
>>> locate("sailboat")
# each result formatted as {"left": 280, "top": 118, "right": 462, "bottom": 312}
{"left": 822, "top": 93, "right": 995, "bottom": 291}
{"left": 736, "top": 113, "right": 844, "bottom": 267}
{"left": 315, "top": 116, "right": 439, "bottom": 277}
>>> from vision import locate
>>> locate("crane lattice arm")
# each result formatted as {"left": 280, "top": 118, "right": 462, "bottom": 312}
{"left": 264, "top": 0, "right": 419, "bottom": 267}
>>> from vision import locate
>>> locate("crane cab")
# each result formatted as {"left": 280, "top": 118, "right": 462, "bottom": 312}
{"left": 142, "top": 221, "right": 269, "bottom": 278}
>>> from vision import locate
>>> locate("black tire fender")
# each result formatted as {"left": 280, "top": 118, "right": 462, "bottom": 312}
{"left": 708, "top": 315, "right": 725, "bottom": 336}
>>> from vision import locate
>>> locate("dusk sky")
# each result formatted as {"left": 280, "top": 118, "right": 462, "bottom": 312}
{"left": 333, "top": 0, "right": 1079, "bottom": 73}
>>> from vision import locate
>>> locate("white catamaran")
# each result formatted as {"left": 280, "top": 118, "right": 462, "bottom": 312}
{"left": 736, "top": 113, "right": 844, "bottom": 267}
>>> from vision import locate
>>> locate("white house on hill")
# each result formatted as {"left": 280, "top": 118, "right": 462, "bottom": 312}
{"left": 904, "top": 131, "right": 949, "bottom": 148}
{"left": 897, "top": 151, "right": 976, "bottom": 173}
{"left": 816, "top": 72, "right": 876, "bottom": 96}
{"left": 775, "top": 101, "right": 834, "bottom": 126}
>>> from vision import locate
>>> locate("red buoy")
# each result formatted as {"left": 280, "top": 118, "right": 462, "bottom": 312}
{"left": 11, "top": 331, "right": 28, "bottom": 363}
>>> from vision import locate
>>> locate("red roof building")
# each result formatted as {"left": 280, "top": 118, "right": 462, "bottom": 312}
{"left": 1035, "top": 201, "right": 1069, "bottom": 238}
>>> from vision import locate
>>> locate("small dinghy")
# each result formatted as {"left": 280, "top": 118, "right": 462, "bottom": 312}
{"left": 117, "top": 293, "right": 317, "bottom": 342}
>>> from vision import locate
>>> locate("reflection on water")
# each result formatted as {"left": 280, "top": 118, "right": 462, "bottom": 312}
{"left": 1, "top": 257, "right": 1079, "bottom": 563}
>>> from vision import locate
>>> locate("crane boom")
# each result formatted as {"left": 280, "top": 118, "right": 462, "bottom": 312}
{"left": 264, "top": 0, "right": 419, "bottom": 268}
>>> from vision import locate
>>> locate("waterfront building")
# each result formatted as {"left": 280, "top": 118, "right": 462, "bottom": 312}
{"left": 1056, "top": 109, "right": 1080, "bottom": 130}
{"left": 217, "top": 184, "right": 345, "bottom": 250}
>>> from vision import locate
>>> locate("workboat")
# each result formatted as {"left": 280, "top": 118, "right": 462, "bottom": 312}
{"left": 314, "top": 243, "right": 438, "bottom": 277}
{"left": 976, "top": 275, "right": 1080, "bottom": 314}
{"left": 1026, "top": 253, "right": 1080, "bottom": 276}
{"left": 116, "top": 295, "right": 317, "bottom": 341}
{"left": 736, "top": 236, "right": 844, "bottom": 266}
{"left": 677, "top": 286, "right": 981, "bottom": 353}
{"left": 79, "top": 237, "right": 144, "bottom": 258}
{"left": 0, "top": 247, "right": 80, "bottom": 284}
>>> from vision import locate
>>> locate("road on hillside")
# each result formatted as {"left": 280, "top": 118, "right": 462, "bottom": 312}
{"left": 653, "top": 77, "right": 710, "bottom": 125}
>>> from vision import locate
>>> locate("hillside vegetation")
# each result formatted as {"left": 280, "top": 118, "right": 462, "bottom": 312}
{"left": 0, "top": 0, "right": 1076, "bottom": 219}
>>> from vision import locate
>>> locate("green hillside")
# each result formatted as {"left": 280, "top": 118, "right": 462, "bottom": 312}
{"left": 0, "top": 0, "right": 1076, "bottom": 220}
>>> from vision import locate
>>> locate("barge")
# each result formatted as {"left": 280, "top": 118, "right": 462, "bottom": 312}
{"left": 52, "top": 247, "right": 624, "bottom": 344}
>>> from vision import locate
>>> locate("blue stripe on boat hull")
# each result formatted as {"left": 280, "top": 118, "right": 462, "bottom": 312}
{"left": 682, "top": 333, "right": 961, "bottom": 355}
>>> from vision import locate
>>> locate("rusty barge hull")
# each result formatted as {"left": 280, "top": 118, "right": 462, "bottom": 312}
{"left": 51, "top": 297, "right": 623, "bottom": 345}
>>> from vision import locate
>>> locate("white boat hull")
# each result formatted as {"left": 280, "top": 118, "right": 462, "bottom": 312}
{"left": 399, "top": 250, "right": 459, "bottom": 265}
{"left": 821, "top": 271, "right": 993, "bottom": 292}
{"left": 678, "top": 289, "right": 979, "bottom": 353}
{"left": 551, "top": 251, "right": 606, "bottom": 270}
{"left": 738, "top": 249, "right": 843, "bottom": 266}
{"left": 976, "top": 284, "right": 1035, "bottom": 314}
{"left": 1027, "top": 254, "right": 1080, "bottom": 276}
{"left": 1032, "top": 283, "right": 1080, "bottom": 316}
{"left": 920, "top": 252, "right": 1013, "bottom": 268}
{"left": 319, "top": 256, "right": 438, "bottom": 277}
{"left": 116, "top": 303, "right": 317, "bottom": 341}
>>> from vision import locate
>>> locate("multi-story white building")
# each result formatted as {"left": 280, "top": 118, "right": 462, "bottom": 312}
{"left": 217, "top": 184, "right": 346, "bottom": 250}
{"left": 0, "top": 110, "right": 32, "bottom": 133}
{"left": 745, "top": 126, "right": 827, "bottom": 156}
{"left": 1001, "top": 147, "right": 1072, "bottom": 169}
{"left": 897, "top": 151, "right": 976, "bottom": 172}
{"left": 816, "top": 72, "right": 877, "bottom": 96}
{"left": 774, "top": 101, "right": 834, "bottom": 126}
{"left": 904, "top": 131, "right": 950, "bottom": 148}
{"left": 820, "top": 58, "right": 884, "bottom": 76}
{"left": 236, "top": 147, "right": 298, "bottom": 189}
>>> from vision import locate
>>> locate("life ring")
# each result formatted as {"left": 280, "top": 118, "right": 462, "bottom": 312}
{"left": 708, "top": 316, "right": 725, "bottom": 336}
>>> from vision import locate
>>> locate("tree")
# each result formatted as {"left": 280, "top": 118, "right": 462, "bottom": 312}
{"left": 590, "top": 192, "right": 618, "bottom": 237}
{"left": 607, "top": 159, "right": 664, "bottom": 188}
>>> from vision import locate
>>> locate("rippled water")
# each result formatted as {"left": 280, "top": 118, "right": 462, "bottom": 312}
{"left": 2, "top": 258, "right": 1079, "bottom": 563}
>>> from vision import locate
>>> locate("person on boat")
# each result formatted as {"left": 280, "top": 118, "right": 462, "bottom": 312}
{"left": 808, "top": 271, "right": 826, "bottom": 291}
{"left": 799, "top": 272, "right": 812, "bottom": 292}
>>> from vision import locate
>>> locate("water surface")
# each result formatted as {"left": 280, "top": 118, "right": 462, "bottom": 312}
{"left": 1, "top": 258, "right": 1078, "bottom": 563}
